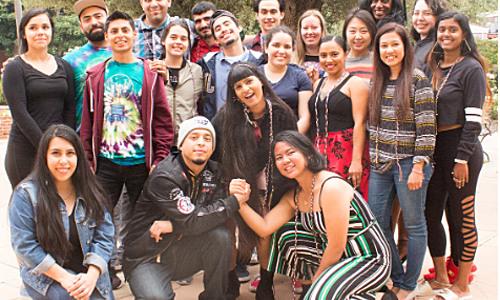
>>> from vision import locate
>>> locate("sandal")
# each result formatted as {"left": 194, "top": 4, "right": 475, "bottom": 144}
{"left": 427, "top": 279, "right": 451, "bottom": 290}
{"left": 433, "top": 288, "right": 473, "bottom": 300}
{"left": 405, "top": 280, "right": 437, "bottom": 298}
{"left": 434, "top": 288, "right": 459, "bottom": 300}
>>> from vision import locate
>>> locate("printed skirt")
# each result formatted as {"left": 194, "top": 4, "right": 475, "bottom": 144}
{"left": 314, "top": 128, "right": 370, "bottom": 200}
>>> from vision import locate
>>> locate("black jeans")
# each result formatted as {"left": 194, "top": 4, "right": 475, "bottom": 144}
{"left": 96, "top": 157, "right": 148, "bottom": 274}
{"left": 126, "top": 226, "right": 232, "bottom": 300}
{"left": 96, "top": 157, "right": 148, "bottom": 210}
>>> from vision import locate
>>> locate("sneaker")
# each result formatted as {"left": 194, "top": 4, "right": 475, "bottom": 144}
{"left": 292, "top": 279, "right": 303, "bottom": 294}
{"left": 249, "top": 275, "right": 260, "bottom": 293}
{"left": 236, "top": 264, "right": 251, "bottom": 283}
{"left": 110, "top": 272, "right": 123, "bottom": 290}
{"left": 176, "top": 276, "right": 193, "bottom": 286}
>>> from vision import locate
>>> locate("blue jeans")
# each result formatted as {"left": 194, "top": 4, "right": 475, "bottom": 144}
{"left": 368, "top": 158, "right": 432, "bottom": 291}
{"left": 126, "top": 226, "right": 231, "bottom": 300}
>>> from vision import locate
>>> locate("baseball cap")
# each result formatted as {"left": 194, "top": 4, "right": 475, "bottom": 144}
{"left": 73, "top": 0, "right": 108, "bottom": 17}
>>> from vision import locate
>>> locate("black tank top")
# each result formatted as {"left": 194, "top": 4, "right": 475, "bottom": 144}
{"left": 309, "top": 75, "right": 355, "bottom": 134}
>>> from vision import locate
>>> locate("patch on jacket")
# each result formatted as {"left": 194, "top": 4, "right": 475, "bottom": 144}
{"left": 171, "top": 188, "right": 195, "bottom": 214}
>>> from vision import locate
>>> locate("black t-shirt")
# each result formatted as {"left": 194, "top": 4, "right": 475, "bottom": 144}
{"left": 167, "top": 58, "right": 187, "bottom": 90}
{"left": 63, "top": 209, "right": 86, "bottom": 274}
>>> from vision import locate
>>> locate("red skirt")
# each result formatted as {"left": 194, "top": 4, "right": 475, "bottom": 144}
{"left": 314, "top": 128, "right": 370, "bottom": 200}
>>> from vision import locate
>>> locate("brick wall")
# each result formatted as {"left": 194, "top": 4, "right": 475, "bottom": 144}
{"left": 0, "top": 105, "right": 12, "bottom": 139}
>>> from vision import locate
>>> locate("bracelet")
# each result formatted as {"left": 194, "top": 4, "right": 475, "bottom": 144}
{"left": 454, "top": 159, "right": 468, "bottom": 164}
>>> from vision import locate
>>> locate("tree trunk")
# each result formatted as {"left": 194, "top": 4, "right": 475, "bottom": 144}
{"left": 283, "top": 0, "right": 323, "bottom": 31}
{"left": 14, "top": 0, "right": 22, "bottom": 55}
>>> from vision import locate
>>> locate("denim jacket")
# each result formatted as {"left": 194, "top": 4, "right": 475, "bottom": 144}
{"left": 9, "top": 179, "right": 115, "bottom": 299}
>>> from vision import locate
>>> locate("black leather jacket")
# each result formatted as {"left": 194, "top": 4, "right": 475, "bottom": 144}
{"left": 123, "top": 151, "right": 239, "bottom": 274}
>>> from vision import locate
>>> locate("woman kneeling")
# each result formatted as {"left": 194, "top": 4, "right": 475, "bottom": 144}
{"left": 9, "top": 124, "right": 114, "bottom": 300}
{"left": 236, "top": 130, "right": 391, "bottom": 300}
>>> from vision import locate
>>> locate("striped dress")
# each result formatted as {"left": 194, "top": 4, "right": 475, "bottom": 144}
{"left": 268, "top": 176, "right": 391, "bottom": 300}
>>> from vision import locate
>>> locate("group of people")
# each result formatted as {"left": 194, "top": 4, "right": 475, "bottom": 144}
{"left": 4, "top": 0, "right": 489, "bottom": 299}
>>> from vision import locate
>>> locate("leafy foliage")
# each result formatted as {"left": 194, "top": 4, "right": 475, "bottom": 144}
{"left": 0, "top": 79, "right": 6, "bottom": 105}
{"left": 477, "top": 39, "right": 498, "bottom": 120}
{"left": 0, "top": 0, "right": 18, "bottom": 56}
{"left": 50, "top": 14, "right": 86, "bottom": 56}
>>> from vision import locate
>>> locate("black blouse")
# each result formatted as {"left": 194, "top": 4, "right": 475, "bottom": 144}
{"left": 2, "top": 56, "right": 75, "bottom": 147}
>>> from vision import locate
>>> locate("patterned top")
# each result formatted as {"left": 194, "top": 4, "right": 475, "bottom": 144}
{"left": 297, "top": 179, "right": 378, "bottom": 248}
{"left": 64, "top": 43, "right": 111, "bottom": 130}
{"left": 345, "top": 52, "right": 373, "bottom": 82}
{"left": 368, "top": 69, "right": 436, "bottom": 172}
{"left": 134, "top": 15, "right": 170, "bottom": 60}
{"left": 100, "top": 60, "right": 145, "bottom": 165}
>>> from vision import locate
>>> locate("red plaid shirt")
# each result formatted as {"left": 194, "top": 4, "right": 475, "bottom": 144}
{"left": 190, "top": 37, "right": 220, "bottom": 63}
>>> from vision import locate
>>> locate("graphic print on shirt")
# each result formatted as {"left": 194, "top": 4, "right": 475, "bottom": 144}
{"left": 100, "top": 61, "right": 145, "bottom": 165}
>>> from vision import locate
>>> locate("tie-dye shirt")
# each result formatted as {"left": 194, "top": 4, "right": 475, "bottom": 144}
{"left": 99, "top": 60, "right": 145, "bottom": 165}
{"left": 63, "top": 43, "right": 111, "bottom": 131}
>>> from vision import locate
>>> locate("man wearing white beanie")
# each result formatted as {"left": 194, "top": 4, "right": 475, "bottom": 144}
{"left": 123, "top": 116, "right": 250, "bottom": 299}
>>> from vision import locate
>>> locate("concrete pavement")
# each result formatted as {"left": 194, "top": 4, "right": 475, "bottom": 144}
{"left": 0, "top": 132, "right": 497, "bottom": 299}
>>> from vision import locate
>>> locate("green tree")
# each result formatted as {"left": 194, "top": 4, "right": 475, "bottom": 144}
{"left": 0, "top": 0, "right": 18, "bottom": 56}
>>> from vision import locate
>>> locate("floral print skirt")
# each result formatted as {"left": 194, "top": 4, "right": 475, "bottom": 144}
{"left": 313, "top": 128, "right": 370, "bottom": 200}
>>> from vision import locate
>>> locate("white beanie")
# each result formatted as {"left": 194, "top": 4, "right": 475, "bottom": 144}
{"left": 177, "top": 116, "right": 216, "bottom": 150}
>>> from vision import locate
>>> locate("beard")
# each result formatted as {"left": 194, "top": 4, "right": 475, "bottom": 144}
{"left": 197, "top": 27, "right": 212, "bottom": 39}
{"left": 220, "top": 37, "right": 236, "bottom": 47}
{"left": 85, "top": 26, "right": 105, "bottom": 42}
{"left": 191, "top": 158, "right": 207, "bottom": 165}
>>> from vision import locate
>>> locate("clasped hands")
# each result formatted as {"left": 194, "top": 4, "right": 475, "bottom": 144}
{"left": 229, "top": 178, "right": 251, "bottom": 206}
{"left": 148, "top": 179, "right": 251, "bottom": 242}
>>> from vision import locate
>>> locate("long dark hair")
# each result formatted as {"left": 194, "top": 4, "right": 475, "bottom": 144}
{"left": 342, "top": 8, "right": 377, "bottom": 51}
{"left": 273, "top": 130, "right": 326, "bottom": 174}
{"left": 220, "top": 62, "right": 291, "bottom": 182}
{"left": 428, "top": 12, "right": 490, "bottom": 91}
{"left": 410, "top": 0, "right": 448, "bottom": 41}
{"left": 358, "top": 0, "right": 406, "bottom": 27}
{"left": 370, "top": 23, "right": 414, "bottom": 125}
{"left": 218, "top": 62, "right": 293, "bottom": 255}
{"left": 19, "top": 8, "right": 54, "bottom": 53}
{"left": 32, "top": 124, "right": 107, "bottom": 261}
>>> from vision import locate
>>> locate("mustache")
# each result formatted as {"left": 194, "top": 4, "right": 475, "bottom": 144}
{"left": 198, "top": 26, "right": 210, "bottom": 32}
{"left": 90, "top": 24, "right": 105, "bottom": 31}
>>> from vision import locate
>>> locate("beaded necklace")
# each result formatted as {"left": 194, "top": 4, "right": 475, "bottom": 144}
{"left": 435, "top": 56, "right": 463, "bottom": 100}
{"left": 292, "top": 174, "right": 321, "bottom": 297}
{"left": 431, "top": 56, "right": 462, "bottom": 136}
{"left": 244, "top": 99, "right": 275, "bottom": 212}
{"left": 314, "top": 72, "right": 350, "bottom": 155}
